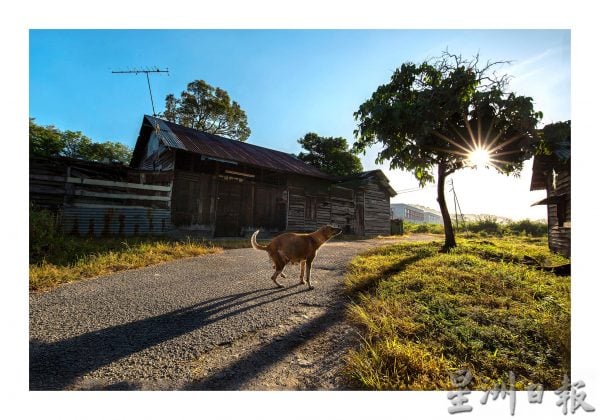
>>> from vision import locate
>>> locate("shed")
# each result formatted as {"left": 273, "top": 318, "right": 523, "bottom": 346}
{"left": 530, "top": 123, "right": 571, "bottom": 257}
{"left": 130, "top": 115, "right": 396, "bottom": 237}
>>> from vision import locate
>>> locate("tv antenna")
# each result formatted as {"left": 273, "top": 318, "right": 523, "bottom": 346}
{"left": 112, "top": 67, "right": 169, "bottom": 116}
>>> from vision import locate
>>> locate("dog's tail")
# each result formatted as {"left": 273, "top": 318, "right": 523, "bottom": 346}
{"left": 251, "top": 230, "right": 268, "bottom": 251}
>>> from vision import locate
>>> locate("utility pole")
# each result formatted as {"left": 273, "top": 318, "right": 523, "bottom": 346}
{"left": 449, "top": 179, "right": 466, "bottom": 232}
{"left": 112, "top": 67, "right": 169, "bottom": 117}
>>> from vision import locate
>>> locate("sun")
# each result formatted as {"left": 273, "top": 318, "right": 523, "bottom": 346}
{"left": 468, "top": 147, "right": 491, "bottom": 168}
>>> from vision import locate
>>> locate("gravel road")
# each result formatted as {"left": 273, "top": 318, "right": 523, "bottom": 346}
{"left": 29, "top": 234, "right": 437, "bottom": 390}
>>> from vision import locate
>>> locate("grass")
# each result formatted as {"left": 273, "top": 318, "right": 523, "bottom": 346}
{"left": 29, "top": 236, "right": 221, "bottom": 291}
{"left": 344, "top": 236, "right": 570, "bottom": 390}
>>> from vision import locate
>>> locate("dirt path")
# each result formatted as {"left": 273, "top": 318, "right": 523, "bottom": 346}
{"left": 29, "top": 234, "right": 439, "bottom": 390}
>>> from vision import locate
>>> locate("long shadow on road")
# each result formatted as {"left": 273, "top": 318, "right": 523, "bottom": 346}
{"left": 185, "top": 303, "right": 345, "bottom": 390}
{"left": 30, "top": 285, "right": 307, "bottom": 390}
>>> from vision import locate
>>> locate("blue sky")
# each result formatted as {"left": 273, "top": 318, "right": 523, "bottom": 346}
{"left": 29, "top": 29, "right": 570, "bottom": 220}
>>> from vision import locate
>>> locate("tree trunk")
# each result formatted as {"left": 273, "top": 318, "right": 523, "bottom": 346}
{"left": 437, "top": 162, "right": 456, "bottom": 251}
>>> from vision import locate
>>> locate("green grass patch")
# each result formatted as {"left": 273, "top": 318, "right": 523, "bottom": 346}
{"left": 344, "top": 236, "right": 570, "bottom": 390}
{"left": 30, "top": 236, "right": 221, "bottom": 291}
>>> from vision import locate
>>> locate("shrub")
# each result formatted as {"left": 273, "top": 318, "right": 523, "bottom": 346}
{"left": 403, "top": 221, "right": 444, "bottom": 234}
{"left": 505, "top": 219, "right": 547, "bottom": 237}
{"left": 30, "top": 203, "right": 63, "bottom": 263}
{"left": 464, "top": 216, "right": 502, "bottom": 235}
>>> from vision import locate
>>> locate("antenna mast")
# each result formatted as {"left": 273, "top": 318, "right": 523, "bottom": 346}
{"left": 112, "top": 67, "right": 169, "bottom": 116}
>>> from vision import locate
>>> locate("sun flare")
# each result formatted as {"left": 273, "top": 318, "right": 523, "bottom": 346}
{"left": 469, "top": 147, "right": 491, "bottom": 168}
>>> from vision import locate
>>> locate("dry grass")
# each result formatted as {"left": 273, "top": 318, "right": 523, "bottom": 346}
{"left": 30, "top": 237, "right": 220, "bottom": 291}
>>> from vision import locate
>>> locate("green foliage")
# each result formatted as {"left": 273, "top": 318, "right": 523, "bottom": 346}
{"left": 353, "top": 52, "right": 542, "bottom": 182}
{"left": 29, "top": 118, "right": 133, "bottom": 164}
{"left": 344, "top": 237, "right": 570, "bottom": 390}
{"left": 459, "top": 217, "right": 547, "bottom": 237}
{"left": 536, "top": 120, "right": 571, "bottom": 158}
{"left": 297, "top": 132, "right": 363, "bottom": 176}
{"left": 29, "top": 118, "right": 64, "bottom": 157}
{"left": 162, "top": 79, "right": 251, "bottom": 141}
{"left": 505, "top": 219, "right": 547, "bottom": 237}
{"left": 402, "top": 221, "right": 444, "bottom": 234}
{"left": 465, "top": 216, "right": 503, "bottom": 235}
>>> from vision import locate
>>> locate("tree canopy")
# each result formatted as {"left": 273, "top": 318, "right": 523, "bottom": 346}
{"left": 353, "top": 52, "right": 543, "bottom": 249}
{"left": 538, "top": 120, "right": 571, "bottom": 159}
{"left": 29, "top": 118, "right": 133, "bottom": 164}
{"left": 162, "top": 79, "right": 251, "bottom": 142}
{"left": 297, "top": 132, "right": 363, "bottom": 176}
{"left": 29, "top": 118, "right": 64, "bottom": 157}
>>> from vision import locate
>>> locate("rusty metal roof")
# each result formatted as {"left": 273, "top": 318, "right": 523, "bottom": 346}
{"left": 144, "top": 115, "right": 330, "bottom": 179}
{"left": 335, "top": 169, "right": 397, "bottom": 197}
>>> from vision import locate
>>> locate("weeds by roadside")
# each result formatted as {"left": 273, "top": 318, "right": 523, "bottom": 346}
{"left": 30, "top": 202, "right": 222, "bottom": 291}
{"left": 29, "top": 236, "right": 220, "bottom": 291}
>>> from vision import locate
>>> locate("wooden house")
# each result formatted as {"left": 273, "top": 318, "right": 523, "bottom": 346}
{"left": 129, "top": 115, "right": 396, "bottom": 237}
{"left": 530, "top": 128, "right": 571, "bottom": 257}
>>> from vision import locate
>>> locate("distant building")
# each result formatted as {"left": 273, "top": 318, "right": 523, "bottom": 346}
{"left": 424, "top": 211, "right": 443, "bottom": 224}
{"left": 390, "top": 203, "right": 442, "bottom": 224}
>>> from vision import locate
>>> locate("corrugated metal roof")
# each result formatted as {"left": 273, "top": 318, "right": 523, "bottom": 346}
{"left": 145, "top": 116, "right": 330, "bottom": 179}
{"left": 335, "top": 169, "right": 397, "bottom": 197}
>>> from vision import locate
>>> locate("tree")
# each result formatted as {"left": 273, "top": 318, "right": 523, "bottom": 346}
{"left": 353, "top": 51, "right": 542, "bottom": 250}
{"left": 297, "top": 132, "right": 363, "bottom": 176}
{"left": 29, "top": 118, "right": 64, "bottom": 157}
{"left": 61, "top": 130, "right": 133, "bottom": 163}
{"left": 162, "top": 79, "right": 251, "bottom": 141}
{"left": 29, "top": 118, "right": 132, "bottom": 164}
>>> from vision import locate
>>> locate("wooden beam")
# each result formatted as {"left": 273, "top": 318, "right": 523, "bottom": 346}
{"left": 73, "top": 190, "right": 171, "bottom": 201}
{"left": 30, "top": 174, "right": 172, "bottom": 191}
{"left": 66, "top": 176, "right": 172, "bottom": 191}
{"left": 29, "top": 174, "right": 66, "bottom": 183}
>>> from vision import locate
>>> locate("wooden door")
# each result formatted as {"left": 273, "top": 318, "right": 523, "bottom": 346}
{"left": 215, "top": 180, "right": 243, "bottom": 236}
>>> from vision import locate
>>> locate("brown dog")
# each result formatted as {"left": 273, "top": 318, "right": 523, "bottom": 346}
{"left": 251, "top": 225, "right": 343, "bottom": 289}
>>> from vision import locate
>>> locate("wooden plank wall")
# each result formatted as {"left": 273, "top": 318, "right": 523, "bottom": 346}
{"left": 287, "top": 186, "right": 307, "bottom": 231}
{"left": 253, "top": 184, "right": 286, "bottom": 231}
{"left": 171, "top": 171, "right": 214, "bottom": 227}
{"left": 547, "top": 169, "right": 571, "bottom": 257}
{"left": 362, "top": 179, "right": 391, "bottom": 236}
{"left": 285, "top": 176, "right": 391, "bottom": 236}
{"left": 331, "top": 186, "right": 355, "bottom": 233}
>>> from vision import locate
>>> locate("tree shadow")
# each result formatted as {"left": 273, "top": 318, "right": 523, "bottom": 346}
{"left": 345, "top": 253, "right": 429, "bottom": 295}
{"left": 30, "top": 285, "right": 308, "bottom": 390}
{"left": 185, "top": 303, "right": 346, "bottom": 390}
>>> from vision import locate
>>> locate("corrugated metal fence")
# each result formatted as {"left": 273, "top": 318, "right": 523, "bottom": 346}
{"left": 62, "top": 206, "right": 172, "bottom": 236}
